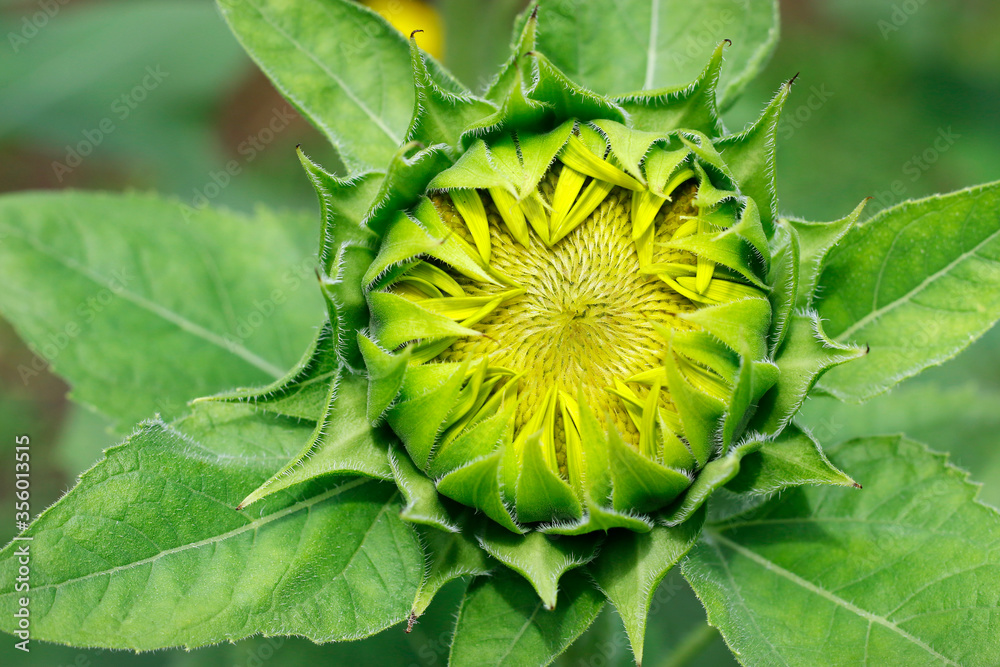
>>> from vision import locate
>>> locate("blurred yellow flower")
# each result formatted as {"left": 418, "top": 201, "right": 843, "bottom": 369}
{"left": 365, "top": 0, "right": 444, "bottom": 59}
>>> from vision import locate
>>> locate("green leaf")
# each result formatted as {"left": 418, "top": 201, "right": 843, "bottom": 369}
{"left": 816, "top": 182, "right": 1000, "bottom": 401}
{"left": 787, "top": 200, "right": 868, "bottom": 310}
{"left": 515, "top": 432, "right": 583, "bottom": 524}
{"left": 405, "top": 33, "right": 496, "bottom": 151}
{"left": 237, "top": 368, "right": 395, "bottom": 509}
{"left": 532, "top": 0, "right": 779, "bottom": 106}
{"left": 618, "top": 40, "right": 726, "bottom": 139}
{"left": 608, "top": 425, "right": 693, "bottom": 513}
{"left": 725, "top": 424, "right": 858, "bottom": 495}
{"left": 297, "top": 149, "right": 382, "bottom": 275}
{"left": 766, "top": 223, "right": 799, "bottom": 354}
{"left": 449, "top": 568, "right": 604, "bottom": 667}
{"left": 685, "top": 436, "right": 1000, "bottom": 666}
{"left": 436, "top": 451, "right": 522, "bottom": 534}
{"left": 0, "top": 403, "right": 423, "bottom": 648}
{"left": 217, "top": 0, "right": 417, "bottom": 171}
{"left": 587, "top": 508, "right": 705, "bottom": 664}
{"left": 298, "top": 149, "right": 382, "bottom": 369}
{"left": 716, "top": 82, "right": 791, "bottom": 233}
{"left": 476, "top": 524, "right": 602, "bottom": 610}
{"left": 0, "top": 191, "right": 322, "bottom": 430}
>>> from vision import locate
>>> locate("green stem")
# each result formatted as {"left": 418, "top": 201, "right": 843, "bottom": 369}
{"left": 658, "top": 622, "right": 720, "bottom": 667}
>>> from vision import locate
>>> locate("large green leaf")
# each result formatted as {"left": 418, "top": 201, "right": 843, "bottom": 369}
{"left": 217, "top": 0, "right": 424, "bottom": 172}
{"left": 685, "top": 436, "right": 1000, "bottom": 666}
{"left": 0, "top": 402, "right": 422, "bottom": 648}
{"left": 815, "top": 182, "right": 1000, "bottom": 401}
{"left": 532, "top": 0, "right": 779, "bottom": 106}
{"left": 0, "top": 191, "right": 322, "bottom": 430}
{"left": 449, "top": 568, "right": 604, "bottom": 667}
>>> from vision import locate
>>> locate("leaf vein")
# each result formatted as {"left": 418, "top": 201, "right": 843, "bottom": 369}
{"left": 710, "top": 531, "right": 960, "bottom": 665}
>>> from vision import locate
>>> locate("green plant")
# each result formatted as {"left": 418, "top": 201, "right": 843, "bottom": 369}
{"left": 2, "top": 1, "right": 999, "bottom": 665}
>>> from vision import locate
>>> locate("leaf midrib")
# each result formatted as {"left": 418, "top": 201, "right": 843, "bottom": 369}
{"left": 3, "top": 478, "right": 371, "bottom": 597}
{"left": 1, "top": 223, "right": 285, "bottom": 379}
{"left": 495, "top": 599, "right": 543, "bottom": 665}
{"left": 836, "top": 208, "right": 1000, "bottom": 341}
{"left": 239, "top": 0, "right": 403, "bottom": 148}
{"left": 707, "top": 530, "right": 960, "bottom": 665}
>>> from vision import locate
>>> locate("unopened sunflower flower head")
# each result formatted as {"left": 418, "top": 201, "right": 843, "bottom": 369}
{"left": 281, "top": 11, "right": 865, "bottom": 613}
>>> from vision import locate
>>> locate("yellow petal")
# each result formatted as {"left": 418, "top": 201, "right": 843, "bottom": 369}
{"left": 520, "top": 189, "right": 551, "bottom": 244}
{"left": 638, "top": 380, "right": 662, "bottom": 459}
{"left": 450, "top": 189, "right": 491, "bottom": 262}
{"left": 489, "top": 187, "right": 530, "bottom": 246}
{"left": 676, "top": 276, "right": 761, "bottom": 303}
{"left": 552, "top": 179, "right": 614, "bottom": 243}
{"left": 559, "top": 134, "right": 642, "bottom": 190}
{"left": 551, "top": 165, "right": 587, "bottom": 232}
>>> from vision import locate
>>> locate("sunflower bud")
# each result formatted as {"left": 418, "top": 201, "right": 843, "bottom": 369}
{"left": 360, "top": 44, "right": 778, "bottom": 535}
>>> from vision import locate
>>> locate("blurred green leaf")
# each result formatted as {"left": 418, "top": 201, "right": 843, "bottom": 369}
{"left": 0, "top": 1, "right": 257, "bottom": 197}
{"left": 686, "top": 436, "right": 1000, "bottom": 666}
{"left": 532, "top": 0, "right": 779, "bottom": 105}
{"left": 0, "top": 191, "right": 322, "bottom": 429}
{"left": 815, "top": 182, "right": 1000, "bottom": 401}
{"left": 0, "top": 2, "right": 245, "bottom": 139}
{"left": 0, "top": 402, "right": 422, "bottom": 649}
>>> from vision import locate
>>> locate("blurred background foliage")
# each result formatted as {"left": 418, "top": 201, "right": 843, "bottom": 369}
{"left": 0, "top": 0, "right": 997, "bottom": 665}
